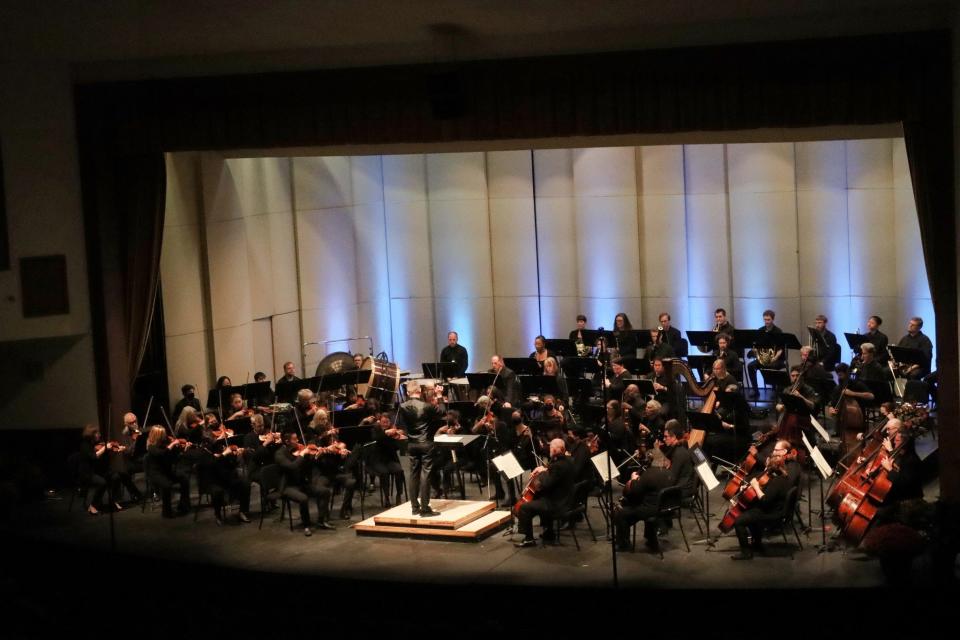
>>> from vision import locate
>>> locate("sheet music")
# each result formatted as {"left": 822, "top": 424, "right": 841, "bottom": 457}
{"left": 434, "top": 434, "right": 481, "bottom": 446}
{"left": 492, "top": 451, "right": 524, "bottom": 479}
{"left": 695, "top": 461, "right": 720, "bottom": 491}
{"left": 809, "top": 416, "right": 830, "bottom": 442}
{"left": 802, "top": 432, "right": 833, "bottom": 479}
{"left": 591, "top": 451, "right": 616, "bottom": 483}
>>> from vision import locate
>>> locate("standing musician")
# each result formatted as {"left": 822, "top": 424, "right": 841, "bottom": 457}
{"left": 398, "top": 381, "right": 444, "bottom": 517}
{"left": 569, "top": 314, "right": 590, "bottom": 354}
{"left": 746, "top": 309, "right": 784, "bottom": 398}
{"left": 277, "top": 361, "right": 300, "bottom": 386}
{"left": 863, "top": 315, "right": 889, "bottom": 365}
{"left": 809, "top": 314, "right": 840, "bottom": 370}
{"left": 729, "top": 439, "right": 794, "bottom": 560}
{"left": 542, "top": 356, "right": 568, "bottom": 402}
{"left": 856, "top": 343, "right": 888, "bottom": 382}
{"left": 644, "top": 328, "right": 675, "bottom": 362}
{"left": 144, "top": 426, "right": 192, "bottom": 517}
{"left": 658, "top": 312, "right": 684, "bottom": 355}
{"left": 369, "top": 414, "right": 406, "bottom": 508}
{"left": 172, "top": 384, "right": 202, "bottom": 422}
{"left": 206, "top": 424, "right": 252, "bottom": 525}
{"left": 489, "top": 355, "right": 522, "bottom": 407}
{"left": 713, "top": 333, "right": 741, "bottom": 381}
{"left": 896, "top": 317, "right": 934, "bottom": 379}
{"left": 612, "top": 313, "right": 638, "bottom": 357}
{"left": 529, "top": 335, "right": 553, "bottom": 371}
{"left": 646, "top": 358, "right": 679, "bottom": 420}
{"left": 514, "top": 438, "right": 576, "bottom": 548}
{"left": 274, "top": 431, "right": 335, "bottom": 536}
{"left": 605, "top": 357, "right": 632, "bottom": 400}
{"left": 440, "top": 331, "right": 469, "bottom": 377}
{"left": 613, "top": 421, "right": 694, "bottom": 552}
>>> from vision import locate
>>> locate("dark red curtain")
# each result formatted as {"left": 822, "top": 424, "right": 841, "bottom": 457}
{"left": 75, "top": 31, "right": 955, "bottom": 493}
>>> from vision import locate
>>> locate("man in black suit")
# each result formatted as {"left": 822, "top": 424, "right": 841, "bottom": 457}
{"left": 747, "top": 309, "right": 784, "bottom": 397}
{"left": 277, "top": 361, "right": 300, "bottom": 386}
{"left": 490, "top": 355, "right": 522, "bottom": 406}
{"left": 439, "top": 331, "right": 469, "bottom": 377}
{"left": 810, "top": 314, "right": 840, "bottom": 370}
{"left": 514, "top": 438, "right": 577, "bottom": 547}
{"left": 730, "top": 439, "right": 794, "bottom": 560}
{"left": 398, "top": 381, "right": 444, "bottom": 516}
{"left": 658, "top": 312, "right": 684, "bottom": 356}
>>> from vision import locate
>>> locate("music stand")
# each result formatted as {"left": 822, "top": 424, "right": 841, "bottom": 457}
{"left": 685, "top": 411, "right": 723, "bottom": 434}
{"left": 276, "top": 379, "right": 313, "bottom": 404}
{"left": 223, "top": 416, "right": 252, "bottom": 436}
{"left": 843, "top": 332, "right": 870, "bottom": 353}
{"left": 634, "top": 330, "right": 653, "bottom": 349}
{"left": 760, "top": 368, "right": 791, "bottom": 391}
{"left": 734, "top": 329, "right": 762, "bottom": 353}
{"left": 421, "top": 361, "right": 460, "bottom": 381}
{"left": 621, "top": 357, "right": 651, "bottom": 376}
{"left": 689, "top": 444, "right": 721, "bottom": 547}
{"left": 503, "top": 358, "right": 542, "bottom": 376}
{"left": 888, "top": 345, "right": 928, "bottom": 368}
{"left": 544, "top": 338, "right": 576, "bottom": 357}
{"left": 561, "top": 357, "right": 602, "bottom": 379}
{"left": 466, "top": 372, "right": 497, "bottom": 395}
{"left": 520, "top": 375, "right": 562, "bottom": 398}
{"left": 686, "top": 330, "right": 719, "bottom": 352}
{"left": 629, "top": 379, "right": 655, "bottom": 397}
{"left": 331, "top": 409, "right": 366, "bottom": 427}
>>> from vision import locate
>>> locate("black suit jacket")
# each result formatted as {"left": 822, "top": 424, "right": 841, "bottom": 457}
{"left": 440, "top": 344, "right": 469, "bottom": 377}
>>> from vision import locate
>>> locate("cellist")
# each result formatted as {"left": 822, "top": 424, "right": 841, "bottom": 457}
{"left": 513, "top": 438, "right": 576, "bottom": 549}
{"left": 730, "top": 439, "right": 794, "bottom": 560}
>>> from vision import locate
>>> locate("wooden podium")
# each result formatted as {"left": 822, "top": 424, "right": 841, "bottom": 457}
{"left": 353, "top": 499, "right": 511, "bottom": 541}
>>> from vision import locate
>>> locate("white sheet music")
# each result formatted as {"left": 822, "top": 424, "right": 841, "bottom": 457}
{"left": 809, "top": 416, "right": 830, "bottom": 442}
{"left": 801, "top": 432, "right": 833, "bottom": 479}
{"left": 591, "top": 451, "right": 616, "bottom": 483}
{"left": 695, "top": 461, "right": 720, "bottom": 491}
{"left": 492, "top": 451, "right": 524, "bottom": 480}
{"left": 434, "top": 434, "right": 481, "bottom": 446}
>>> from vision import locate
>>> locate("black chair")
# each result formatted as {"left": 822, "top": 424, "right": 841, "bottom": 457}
{"left": 552, "top": 480, "right": 597, "bottom": 551}
{"left": 257, "top": 464, "right": 293, "bottom": 531}
{"left": 764, "top": 485, "right": 803, "bottom": 558}
{"left": 635, "top": 484, "right": 690, "bottom": 558}
{"left": 66, "top": 452, "right": 88, "bottom": 513}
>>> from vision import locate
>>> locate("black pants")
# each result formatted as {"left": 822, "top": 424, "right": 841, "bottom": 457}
{"left": 150, "top": 473, "right": 190, "bottom": 515}
{"left": 614, "top": 503, "right": 658, "bottom": 547}
{"left": 407, "top": 442, "right": 436, "bottom": 510}
{"left": 282, "top": 479, "right": 332, "bottom": 527}
{"left": 517, "top": 498, "right": 558, "bottom": 540}
{"left": 733, "top": 508, "right": 780, "bottom": 549}
{"left": 747, "top": 358, "right": 784, "bottom": 390}
{"left": 210, "top": 477, "right": 251, "bottom": 514}
{"left": 369, "top": 460, "right": 404, "bottom": 496}
{"left": 85, "top": 473, "right": 108, "bottom": 507}
{"left": 324, "top": 472, "right": 356, "bottom": 512}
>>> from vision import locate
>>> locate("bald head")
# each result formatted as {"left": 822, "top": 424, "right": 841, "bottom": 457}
{"left": 549, "top": 438, "right": 567, "bottom": 458}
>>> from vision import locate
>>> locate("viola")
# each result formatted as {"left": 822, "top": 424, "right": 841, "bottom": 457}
{"left": 587, "top": 434, "right": 600, "bottom": 455}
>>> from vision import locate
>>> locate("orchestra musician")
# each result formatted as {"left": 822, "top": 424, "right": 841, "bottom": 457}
{"left": 254, "top": 371, "right": 267, "bottom": 383}
{"left": 172, "top": 384, "right": 201, "bottom": 422}
{"left": 612, "top": 313, "right": 637, "bottom": 357}
{"left": 277, "top": 361, "right": 300, "bottom": 386}
{"left": 864, "top": 315, "right": 889, "bottom": 364}
{"left": 119, "top": 412, "right": 146, "bottom": 482}
{"left": 144, "top": 426, "right": 192, "bottom": 517}
{"left": 514, "top": 438, "right": 576, "bottom": 548}
{"left": 826, "top": 363, "right": 875, "bottom": 436}
{"left": 775, "top": 365, "right": 819, "bottom": 448}
{"left": 729, "top": 439, "right": 794, "bottom": 560}
{"left": 530, "top": 335, "right": 553, "bottom": 371}
{"left": 206, "top": 424, "right": 252, "bottom": 525}
{"left": 628, "top": 397, "right": 666, "bottom": 450}
{"left": 613, "top": 421, "right": 694, "bottom": 552}
{"left": 511, "top": 410, "right": 538, "bottom": 470}
{"left": 746, "top": 309, "right": 784, "bottom": 398}
{"left": 489, "top": 355, "right": 522, "bottom": 407}
{"left": 432, "top": 409, "right": 463, "bottom": 498}
{"left": 714, "top": 308, "right": 735, "bottom": 337}
{"left": 242, "top": 413, "right": 281, "bottom": 486}
{"left": 856, "top": 343, "right": 888, "bottom": 383}
{"left": 398, "top": 381, "right": 444, "bottom": 517}
{"left": 542, "top": 356, "right": 568, "bottom": 401}
{"left": 472, "top": 397, "right": 518, "bottom": 505}
{"left": 564, "top": 425, "right": 594, "bottom": 483}
{"left": 569, "top": 314, "right": 590, "bottom": 353}
{"left": 644, "top": 328, "right": 675, "bottom": 362}
{"left": 605, "top": 357, "right": 632, "bottom": 399}
{"left": 896, "top": 317, "right": 934, "bottom": 379}
{"left": 713, "top": 333, "right": 741, "bottom": 381}
{"left": 78, "top": 424, "right": 127, "bottom": 514}
{"left": 313, "top": 424, "right": 357, "bottom": 520}
{"left": 369, "top": 413, "right": 407, "bottom": 507}
{"left": 439, "top": 331, "right": 469, "bottom": 377}
{"left": 225, "top": 393, "right": 249, "bottom": 421}
{"left": 658, "top": 312, "right": 684, "bottom": 355}
{"left": 875, "top": 420, "right": 924, "bottom": 521}
{"left": 810, "top": 314, "right": 840, "bottom": 370}
{"left": 705, "top": 383, "right": 752, "bottom": 463}
{"left": 294, "top": 389, "right": 318, "bottom": 426}
{"left": 707, "top": 359, "right": 738, "bottom": 392}
{"left": 606, "top": 400, "right": 637, "bottom": 482}
{"left": 274, "top": 431, "right": 335, "bottom": 536}
{"left": 646, "top": 358, "right": 678, "bottom": 419}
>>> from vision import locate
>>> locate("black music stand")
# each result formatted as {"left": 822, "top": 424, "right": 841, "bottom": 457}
{"left": 544, "top": 338, "right": 576, "bottom": 357}
{"left": 686, "top": 411, "right": 723, "bottom": 434}
{"left": 466, "top": 372, "right": 497, "bottom": 395}
{"left": 276, "top": 379, "right": 313, "bottom": 404}
{"left": 520, "top": 375, "right": 562, "bottom": 398}
{"left": 734, "top": 329, "right": 762, "bottom": 353}
{"left": 332, "top": 409, "right": 366, "bottom": 427}
{"left": 686, "top": 330, "right": 719, "bottom": 353}
{"left": 634, "top": 330, "right": 654, "bottom": 349}
{"left": 760, "top": 368, "right": 791, "bottom": 391}
{"left": 888, "top": 345, "right": 928, "bottom": 368}
{"left": 628, "top": 379, "right": 655, "bottom": 397}
{"left": 844, "top": 332, "right": 870, "bottom": 353}
{"left": 621, "top": 357, "right": 651, "bottom": 376}
{"left": 223, "top": 416, "right": 252, "bottom": 436}
{"left": 560, "top": 357, "right": 602, "bottom": 379}
{"left": 503, "top": 358, "right": 542, "bottom": 376}
{"left": 421, "top": 361, "right": 460, "bottom": 381}
{"left": 239, "top": 381, "right": 271, "bottom": 406}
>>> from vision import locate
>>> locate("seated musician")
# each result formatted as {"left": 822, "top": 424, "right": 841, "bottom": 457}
{"left": 810, "top": 314, "right": 840, "bottom": 370}
{"left": 606, "top": 400, "right": 637, "bottom": 482}
{"left": 714, "top": 308, "right": 735, "bottom": 337}
{"left": 730, "top": 439, "right": 794, "bottom": 560}
{"left": 856, "top": 343, "right": 888, "bottom": 382}
{"left": 119, "top": 412, "right": 146, "bottom": 486}
{"left": 314, "top": 424, "right": 357, "bottom": 520}
{"left": 612, "top": 313, "right": 638, "bottom": 357}
{"left": 174, "top": 407, "right": 211, "bottom": 477}
{"left": 369, "top": 414, "right": 406, "bottom": 508}
{"left": 746, "top": 309, "right": 784, "bottom": 398}
{"left": 708, "top": 358, "right": 738, "bottom": 392}
{"left": 658, "top": 312, "right": 684, "bottom": 355}
{"left": 432, "top": 409, "right": 463, "bottom": 498}
{"left": 294, "top": 389, "right": 318, "bottom": 428}
{"left": 775, "top": 365, "right": 819, "bottom": 448}
{"left": 144, "top": 426, "right": 191, "bottom": 517}
{"left": 826, "top": 363, "right": 875, "bottom": 438}
{"left": 274, "top": 431, "right": 334, "bottom": 536}
{"left": 277, "top": 361, "right": 300, "bottom": 386}
{"left": 206, "top": 425, "right": 252, "bottom": 525}
{"left": 530, "top": 335, "right": 553, "bottom": 371}
{"left": 896, "top": 317, "right": 934, "bottom": 380}
{"left": 203, "top": 411, "right": 220, "bottom": 438}
{"left": 242, "top": 413, "right": 281, "bottom": 486}
{"left": 876, "top": 422, "right": 924, "bottom": 522}
{"left": 226, "top": 393, "right": 248, "bottom": 421}
{"left": 542, "top": 356, "right": 568, "bottom": 402}
{"left": 713, "top": 333, "right": 741, "bottom": 381}
{"left": 613, "top": 421, "right": 693, "bottom": 552}
{"left": 512, "top": 410, "right": 539, "bottom": 470}
{"left": 514, "top": 438, "right": 576, "bottom": 548}
{"left": 798, "top": 345, "right": 834, "bottom": 399}
{"left": 172, "top": 384, "right": 202, "bottom": 423}
{"left": 564, "top": 425, "right": 594, "bottom": 484}
{"left": 646, "top": 358, "right": 678, "bottom": 419}
{"left": 605, "top": 357, "right": 632, "bottom": 399}
{"left": 472, "top": 397, "right": 517, "bottom": 504}
{"left": 633, "top": 398, "right": 666, "bottom": 449}
{"left": 644, "top": 328, "right": 675, "bottom": 362}
{"left": 705, "top": 384, "right": 752, "bottom": 464}
{"left": 77, "top": 424, "right": 126, "bottom": 515}
{"left": 864, "top": 315, "right": 889, "bottom": 364}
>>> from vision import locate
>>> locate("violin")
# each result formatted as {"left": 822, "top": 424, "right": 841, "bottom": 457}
{"left": 96, "top": 440, "right": 125, "bottom": 454}
{"left": 258, "top": 432, "right": 282, "bottom": 445}
{"left": 167, "top": 436, "right": 192, "bottom": 450}
{"left": 586, "top": 433, "right": 600, "bottom": 455}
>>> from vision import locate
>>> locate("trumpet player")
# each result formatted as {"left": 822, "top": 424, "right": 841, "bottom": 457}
{"left": 747, "top": 309, "right": 784, "bottom": 398}
{"left": 714, "top": 308, "right": 735, "bottom": 337}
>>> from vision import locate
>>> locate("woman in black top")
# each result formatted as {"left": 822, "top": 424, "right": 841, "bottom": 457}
{"left": 78, "top": 424, "right": 119, "bottom": 515}
{"left": 144, "top": 426, "right": 192, "bottom": 517}
{"left": 612, "top": 313, "right": 638, "bottom": 357}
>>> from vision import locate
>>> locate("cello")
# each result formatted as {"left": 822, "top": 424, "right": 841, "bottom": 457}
{"left": 835, "top": 433, "right": 908, "bottom": 544}
{"left": 718, "top": 457, "right": 786, "bottom": 533}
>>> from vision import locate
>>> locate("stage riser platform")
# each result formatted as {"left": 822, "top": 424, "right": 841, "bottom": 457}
{"left": 355, "top": 500, "right": 511, "bottom": 541}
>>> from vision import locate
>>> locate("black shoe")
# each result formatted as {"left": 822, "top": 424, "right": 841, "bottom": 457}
{"left": 419, "top": 507, "right": 441, "bottom": 517}
{"left": 540, "top": 529, "right": 557, "bottom": 542}
{"left": 317, "top": 521, "right": 337, "bottom": 530}
{"left": 411, "top": 505, "right": 421, "bottom": 516}
{"left": 731, "top": 550, "right": 753, "bottom": 560}
{"left": 514, "top": 539, "right": 537, "bottom": 548}
{"left": 304, "top": 527, "right": 313, "bottom": 537}
{"left": 238, "top": 512, "right": 251, "bottom": 524}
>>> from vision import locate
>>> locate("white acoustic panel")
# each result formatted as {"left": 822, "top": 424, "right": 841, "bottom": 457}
{"left": 384, "top": 199, "right": 432, "bottom": 300}
{"left": 687, "top": 297, "right": 734, "bottom": 333}
{"left": 301, "top": 304, "right": 361, "bottom": 372}
{"left": 639, "top": 194, "right": 687, "bottom": 298}
{"left": 538, "top": 296, "right": 582, "bottom": 340}
{"left": 382, "top": 154, "right": 427, "bottom": 203}
{"left": 202, "top": 154, "right": 243, "bottom": 222}
{"left": 352, "top": 202, "right": 390, "bottom": 301}
{"left": 795, "top": 141, "right": 846, "bottom": 191}
{"left": 489, "top": 198, "right": 537, "bottom": 297}
{"left": 799, "top": 296, "right": 853, "bottom": 342}
{"left": 244, "top": 214, "right": 274, "bottom": 320}
{"left": 573, "top": 147, "right": 636, "bottom": 197}
{"left": 727, "top": 143, "right": 795, "bottom": 194}
{"left": 638, "top": 145, "right": 684, "bottom": 196}
{"left": 732, "top": 298, "right": 801, "bottom": 338}
{"left": 729, "top": 191, "right": 799, "bottom": 299}
{"left": 797, "top": 190, "right": 849, "bottom": 297}
{"left": 160, "top": 223, "right": 206, "bottom": 337}
{"left": 355, "top": 297, "right": 394, "bottom": 363}
{"left": 683, "top": 145, "right": 725, "bottom": 194}
{"left": 492, "top": 296, "right": 542, "bottom": 357}
{"left": 684, "top": 193, "right": 730, "bottom": 298}
{"left": 487, "top": 150, "right": 533, "bottom": 199}
{"left": 434, "top": 296, "right": 497, "bottom": 369}
{"left": 293, "top": 156, "right": 352, "bottom": 211}
{"left": 847, "top": 189, "right": 896, "bottom": 297}
{"left": 642, "top": 297, "right": 690, "bottom": 337}
{"left": 297, "top": 207, "right": 358, "bottom": 311}
{"left": 533, "top": 149, "right": 574, "bottom": 198}
{"left": 389, "top": 297, "right": 436, "bottom": 373}
{"left": 267, "top": 210, "right": 299, "bottom": 315}
{"left": 228, "top": 157, "right": 291, "bottom": 216}
{"left": 165, "top": 331, "right": 211, "bottom": 410}
{"left": 893, "top": 185, "right": 930, "bottom": 299}
{"left": 580, "top": 298, "right": 643, "bottom": 341}
{"left": 846, "top": 139, "right": 893, "bottom": 190}
{"left": 574, "top": 196, "right": 641, "bottom": 299}
{"left": 165, "top": 153, "right": 201, "bottom": 228}
{"left": 212, "top": 323, "right": 255, "bottom": 384}
{"left": 850, "top": 297, "right": 901, "bottom": 337}
{"left": 534, "top": 197, "right": 578, "bottom": 297}
{"left": 351, "top": 155, "right": 384, "bottom": 205}
{"left": 252, "top": 318, "right": 275, "bottom": 383}
{"left": 206, "top": 217, "right": 252, "bottom": 330}
{"left": 271, "top": 311, "right": 302, "bottom": 378}
{"left": 428, "top": 199, "right": 493, "bottom": 299}
{"left": 427, "top": 152, "right": 487, "bottom": 201}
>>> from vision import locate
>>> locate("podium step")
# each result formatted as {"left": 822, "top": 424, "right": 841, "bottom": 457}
{"left": 355, "top": 500, "right": 512, "bottom": 541}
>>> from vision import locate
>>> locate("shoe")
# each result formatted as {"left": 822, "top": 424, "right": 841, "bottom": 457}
{"left": 514, "top": 539, "right": 537, "bottom": 548}
{"left": 215, "top": 516, "right": 224, "bottom": 527}
{"left": 238, "top": 512, "right": 251, "bottom": 524}
{"left": 411, "top": 505, "right": 421, "bottom": 516}
{"left": 317, "top": 521, "right": 337, "bottom": 531}
{"left": 539, "top": 529, "right": 557, "bottom": 542}
{"left": 731, "top": 550, "right": 753, "bottom": 561}
{"left": 87, "top": 505, "right": 100, "bottom": 516}
{"left": 419, "top": 507, "right": 441, "bottom": 517}
{"left": 383, "top": 499, "right": 392, "bottom": 508}
{"left": 304, "top": 527, "right": 313, "bottom": 537}
{"left": 395, "top": 494, "right": 403, "bottom": 504}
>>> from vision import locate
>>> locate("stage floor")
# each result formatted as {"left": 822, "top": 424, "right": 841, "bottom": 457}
{"left": 6, "top": 467, "right": 941, "bottom": 591}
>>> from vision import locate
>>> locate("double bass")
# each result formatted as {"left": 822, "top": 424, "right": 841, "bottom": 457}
{"left": 833, "top": 369, "right": 865, "bottom": 454}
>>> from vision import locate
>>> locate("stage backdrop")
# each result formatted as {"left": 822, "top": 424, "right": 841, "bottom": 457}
{"left": 160, "top": 138, "right": 932, "bottom": 402}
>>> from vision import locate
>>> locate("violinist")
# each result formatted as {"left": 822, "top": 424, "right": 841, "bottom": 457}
{"left": 432, "top": 409, "right": 463, "bottom": 499}
{"left": 313, "top": 425, "right": 357, "bottom": 520}
{"left": 606, "top": 400, "right": 636, "bottom": 482}
{"left": 174, "top": 407, "right": 210, "bottom": 476}
{"left": 203, "top": 411, "right": 221, "bottom": 438}
{"left": 307, "top": 407, "right": 330, "bottom": 442}
{"left": 511, "top": 410, "right": 538, "bottom": 471}
{"left": 119, "top": 412, "right": 146, "bottom": 480}
{"left": 605, "top": 357, "right": 631, "bottom": 400}
{"left": 206, "top": 422, "right": 252, "bottom": 525}
{"left": 77, "top": 424, "right": 126, "bottom": 515}
{"left": 369, "top": 414, "right": 406, "bottom": 507}
{"left": 514, "top": 438, "right": 576, "bottom": 548}
{"left": 542, "top": 356, "right": 568, "bottom": 402}
{"left": 489, "top": 355, "right": 522, "bottom": 407}
{"left": 242, "top": 414, "right": 281, "bottom": 485}
{"left": 730, "top": 439, "right": 793, "bottom": 560}
{"left": 144, "top": 426, "right": 191, "bottom": 517}
{"left": 613, "top": 421, "right": 693, "bottom": 552}
{"left": 398, "top": 381, "right": 444, "bottom": 517}
{"left": 564, "top": 425, "right": 593, "bottom": 483}
{"left": 172, "top": 384, "right": 202, "bottom": 422}
{"left": 225, "top": 393, "right": 250, "bottom": 421}
{"left": 294, "top": 389, "right": 318, "bottom": 426}
{"left": 539, "top": 394, "right": 567, "bottom": 440}
{"left": 472, "top": 397, "right": 517, "bottom": 505}
{"left": 274, "top": 431, "right": 334, "bottom": 536}
{"left": 207, "top": 376, "right": 232, "bottom": 411}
